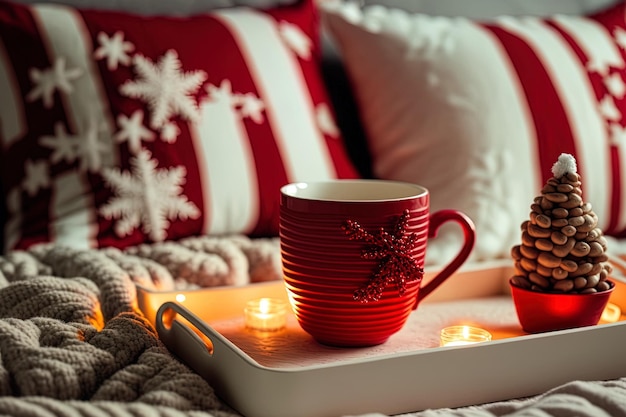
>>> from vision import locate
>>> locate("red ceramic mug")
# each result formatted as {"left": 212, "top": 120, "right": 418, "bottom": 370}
{"left": 280, "top": 179, "right": 476, "bottom": 347}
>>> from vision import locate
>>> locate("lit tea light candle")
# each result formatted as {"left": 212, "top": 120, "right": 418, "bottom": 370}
{"left": 440, "top": 325, "right": 492, "bottom": 347}
{"left": 244, "top": 298, "right": 287, "bottom": 331}
{"left": 601, "top": 303, "right": 621, "bottom": 323}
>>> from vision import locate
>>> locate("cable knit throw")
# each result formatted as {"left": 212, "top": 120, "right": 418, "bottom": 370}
{"left": 0, "top": 235, "right": 280, "bottom": 417}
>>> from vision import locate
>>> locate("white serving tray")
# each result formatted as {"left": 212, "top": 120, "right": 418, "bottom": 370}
{"left": 136, "top": 262, "right": 626, "bottom": 417}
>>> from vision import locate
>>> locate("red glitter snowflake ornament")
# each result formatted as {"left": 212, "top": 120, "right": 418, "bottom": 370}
{"left": 342, "top": 209, "right": 424, "bottom": 303}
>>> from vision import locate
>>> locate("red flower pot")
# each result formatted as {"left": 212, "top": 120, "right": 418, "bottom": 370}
{"left": 509, "top": 279, "right": 615, "bottom": 334}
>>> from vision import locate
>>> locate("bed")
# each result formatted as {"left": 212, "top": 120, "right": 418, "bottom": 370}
{"left": 2, "top": 0, "right": 626, "bottom": 416}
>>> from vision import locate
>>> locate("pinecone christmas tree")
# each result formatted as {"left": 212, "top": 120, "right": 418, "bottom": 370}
{"left": 511, "top": 153, "right": 613, "bottom": 294}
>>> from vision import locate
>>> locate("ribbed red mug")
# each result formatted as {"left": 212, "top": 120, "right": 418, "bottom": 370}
{"left": 280, "top": 179, "right": 476, "bottom": 347}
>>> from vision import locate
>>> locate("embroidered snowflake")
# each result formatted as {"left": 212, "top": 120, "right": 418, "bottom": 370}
{"left": 343, "top": 209, "right": 424, "bottom": 303}
{"left": 39, "top": 117, "right": 110, "bottom": 172}
{"left": 614, "top": 27, "right": 626, "bottom": 50}
{"left": 206, "top": 80, "right": 237, "bottom": 105}
{"left": 78, "top": 114, "right": 111, "bottom": 172}
{"left": 238, "top": 93, "right": 265, "bottom": 124}
{"left": 206, "top": 79, "right": 265, "bottom": 123}
{"left": 100, "top": 149, "right": 200, "bottom": 242}
{"left": 120, "top": 49, "right": 207, "bottom": 130}
{"left": 39, "top": 122, "right": 79, "bottom": 164}
{"left": 22, "top": 159, "right": 50, "bottom": 196}
{"left": 604, "top": 72, "right": 626, "bottom": 99}
{"left": 609, "top": 123, "right": 626, "bottom": 145}
{"left": 599, "top": 95, "right": 621, "bottom": 121}
{"left": 586, "top": 57, "right": 614, "bottom": 76}
{"left": 586, "top": 28, "right": 626, "bottom": 148}
{"left": 316, "top": 103, "right": 340, "bottom": 138}
{"left": 160, "top": 122, "right": 180, "bottom": 143}
{"left": 26, "top": 57, "right": 83, "bottom": 108}
{"left": 115, "top": 109, "right": 155, "bottom": 154}
{"left": 94, "top": 31, "right": 135, "bottom": 71}
{"left": 279, "top": 21, "right": 312, "bottom": 60}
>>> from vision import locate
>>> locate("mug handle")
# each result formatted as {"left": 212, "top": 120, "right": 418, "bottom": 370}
{"left": 413, "top": 209, "right": 476, "bottom": 309}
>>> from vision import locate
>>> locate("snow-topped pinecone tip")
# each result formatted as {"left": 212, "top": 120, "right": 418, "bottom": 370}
{"left": 510, "top": 153, "right": 613, "bottom": 294}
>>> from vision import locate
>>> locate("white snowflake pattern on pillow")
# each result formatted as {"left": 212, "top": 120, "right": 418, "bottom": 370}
{"left": 100, "top": 149, "right": 200, "bottom": 242}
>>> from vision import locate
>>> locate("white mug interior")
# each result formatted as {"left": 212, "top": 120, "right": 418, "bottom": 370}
{"left": 281, "top": 180, "right": 426, "bottom": 202}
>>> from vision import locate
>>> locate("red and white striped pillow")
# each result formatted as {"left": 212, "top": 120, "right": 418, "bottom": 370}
{"left": 323, "top": 1, "right": 626, "bottom": 265}
{"left": 0, "top": 0, "right": 359, "bottom": 251}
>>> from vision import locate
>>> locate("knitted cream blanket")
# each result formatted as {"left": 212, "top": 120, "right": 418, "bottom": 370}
{"left": 0, "top": 235, "right": 281, "bottom": 417}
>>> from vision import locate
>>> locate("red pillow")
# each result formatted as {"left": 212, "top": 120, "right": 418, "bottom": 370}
{"left": 0, "top": 0, "right": 359, "bottom": 251}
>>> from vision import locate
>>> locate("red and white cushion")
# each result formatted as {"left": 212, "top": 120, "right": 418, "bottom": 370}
{"left": 323, "top": 1, "right": 626, "bottom": 265}
{"left": 0, "top": 0, "right": 359, "bottom": 251}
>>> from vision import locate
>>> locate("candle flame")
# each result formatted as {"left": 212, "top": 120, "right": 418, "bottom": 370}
{"left": 601, "top": 303, "right": 621, "bottom": 323}
{"left": 440, "top": 325, "right": 492, "bottom": 347}
{"left": 462, "top": 325, "right": 470, "bottom": 339}
{"left": 245, "top": 298, "right": 287, "bottom": 332}
{"left": 259, "top": 298, "right": 271, "bottom": 314}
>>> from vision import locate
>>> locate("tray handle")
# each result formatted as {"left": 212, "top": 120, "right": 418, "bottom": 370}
{"left": 156, "top": 301, "right": 215, "bottom": 355}
{"left": 155, "top": 301, "right": 264, "bottom": 387}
